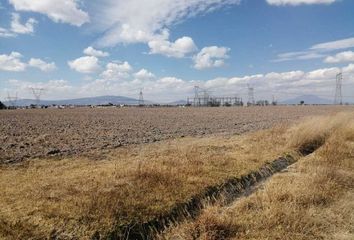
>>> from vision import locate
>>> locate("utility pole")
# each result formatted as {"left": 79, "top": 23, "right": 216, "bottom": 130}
{"left": 334, "top": 73, "right": 343, "bottom": 105}
{"left": 247, "top": 84, "right": 255, "bottom": 106}
{"left": 30, "top": 87, "right": 45, "bottom": 107}
{"left": 138, "top": 88, "right": 144, "bottom": 106}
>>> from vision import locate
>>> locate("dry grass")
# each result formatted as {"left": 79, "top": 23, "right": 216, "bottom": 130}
{"left": 0, "top": 124, "right": 290, "bottom": 239}
{"left": 161, "top": 112, "right": 354, "bottom": 240}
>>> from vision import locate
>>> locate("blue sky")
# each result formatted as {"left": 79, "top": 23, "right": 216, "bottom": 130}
{"left": 1, "top": 0, "right": 354, "bottom": 102}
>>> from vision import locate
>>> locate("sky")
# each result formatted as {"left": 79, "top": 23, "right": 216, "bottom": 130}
{"left": 1, "top": 0, "right": 354, "bottom": 103}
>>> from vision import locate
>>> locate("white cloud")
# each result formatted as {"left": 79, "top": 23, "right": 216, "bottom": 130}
{"left": 157, "top": 77, "right": 184, "bottom": 85}
{"left": 10, "top": 13, "right": 37, "bottom": 34}
{"left": 3, "top": 63, "right": 354, "bottom": 103}
{"left": 100, "top": 62, "right": 133, "bottom": 80}
{"left": 266, "top": 0, "right": 337, "bottom": 6}
{"left": 311, "top": 37, "right": 354, "bottom": 51}
{"left": 92, "top": 0, "right": 240, "bottom": 46}
{"left": 193, "top": 46, "right": 230, "bottom": 70}
{"left": 265, "top": 71, "right": 305, "bottom": 82}
{"left": 68, "top": 56, "right": 100, "bottom": 73}
{"left": 28, "top": 58, "right": 57, "bottom": 72}
{"left": 324, "top": 51, "right": 354, "bottom": 63}
{"left": 0, "top": 27, "right": 16, "bottom": 38}
{"left": 203, "top": 74, "right": 265, "bottom": 89}
{"left": 342, "top": 63, "right": 354, "bottom": 74}
{"left": 148, "top": 36, "right": 197, "bottom": 58}
{"left": 5, "top": 79, "right": 73, "bottom": 100}
{"left": 274, "top": 37, "right": 354, "bottom": 62}
{"left": 0, "top": 13, "right": 37, "bottom": 37}
{"left": 46, "top": 80, "right": 73, "bottom": 92}
{"left": 273, "top": 51, "right": 326, "bottom": 62}
{"left": 83, "top": 46, "right": 109, "bottom": 57}
{"left": 306, "top": 67, "right": 340, "bottom": 80}
{"left": 0, "top": 52, "right": 27, "bottom": 72}
{"left": 98, "top": 23, "right": 162, "bottom": 47}
{"left": 0, "top": 52, "right": 57, "bottom": 73}
{"left": 9, "top": 0, "right": 89, "bottom": 26}
{"left": 134, "top": 69, "right": 155, "bottom": 80}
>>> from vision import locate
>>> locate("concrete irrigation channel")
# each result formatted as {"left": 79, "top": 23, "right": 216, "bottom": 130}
{"left": 105, "top": 142, "right": 321, "bottom": 240}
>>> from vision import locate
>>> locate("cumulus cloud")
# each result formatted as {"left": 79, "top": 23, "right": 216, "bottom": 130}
{"left": 100, "top": 62, "right": 133, "bottom": 80}
{"left": 157, "top": 77, "right": 184, "bottom": 85}
{"left": 92, "top": 0, "right": 240, "bottom": 46}
{"left": 134, "top": 69, "right": 155, "bottom": 80}
{"left": 68, "top": 56, "right": 101, "bottom": 73}
{"left": 265, "top": 71, "right": 305, "bottom": 82}
{"left": 0, "top": 52, "right": 58, "bottom": 72}
{"left": 205, "top": 74, "right": 266, "bottom": 89}
{"left": 306, "top": 67, "right": 340, "bottom": 79}
{"left": 28, "top": 58, "right": 57, "bottom": 72}
{"left": 266, "top": 0, "right": 338, "bottom": 6}
{"left": 324, "top": 51, "right": 354, "bottom": 63}
{"left": 9, "top": 0, "right": 89, "bottom": 26}
{"left": 0, "top": 52, "right": 27, "bottom": 72}
{"left": 342, "top": 63, "right": 354, "bottom": 74}
{"left": 83, "top": 46, "right": 109, "bottom": 57}
{"left": 10, "top": 13, "right": 37, "bottom": 34}
{"left": 4, "top": 79, "right": 73, "bottom": 100}
{"left": 148, "top": 36, "right": 197, "bottom": 58}
{"left": 3, "top": 63, "right": 354, "bottom": 103}
{"left": 193, "top": 46, "right": 230, "bottom": 70}
{"left": 0, "top": 13, "right": 37, "bottom": 37}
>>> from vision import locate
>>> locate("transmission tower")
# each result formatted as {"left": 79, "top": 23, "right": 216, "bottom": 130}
{"left": 334, "top": 73, "right": 343, "bottom": 105}
{"left": 30, "top": 87, "right": 45, "bottom": 106}
{"left": 194, "top": 86, "right": 200, "bottom": 99}
{"left": 7, "top": 92, "right": 18, "bottom": 107}
{"left": 247, "top": 84, "right": 255, "bottom": 106}
{"left": 138, "top": 88, "right": 144, "bottom": 106}
{"left": 194, "top": 86, "right": 200, "bottom": 106}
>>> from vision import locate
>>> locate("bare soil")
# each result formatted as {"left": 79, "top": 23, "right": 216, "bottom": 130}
{"left": 0, "top": 105, "right": 352, "bottom": 163}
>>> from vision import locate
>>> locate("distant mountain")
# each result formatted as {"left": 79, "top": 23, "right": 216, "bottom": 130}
{"left": 4, "top": 95, "right": 147, "bottom": 106}
{"left": 280, "top": 95, "right": 332, "bottom": 105}
{"left": 167, "top": 100, "right": 188, "bottom": 105}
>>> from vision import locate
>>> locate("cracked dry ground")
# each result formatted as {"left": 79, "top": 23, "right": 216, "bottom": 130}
{"left": 1, "top": 105, "right": 353, "bottom": 164}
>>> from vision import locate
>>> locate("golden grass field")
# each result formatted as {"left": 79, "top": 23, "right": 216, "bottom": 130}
{"left": 0, "top": 111, "right": 353, "bottom": 239}
{"left": 160, "top": 112, "right": 354, "bottom": 240}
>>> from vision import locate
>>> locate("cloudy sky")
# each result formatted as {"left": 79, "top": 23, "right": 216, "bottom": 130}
{"left": 1, "top": 0, "right": 354, "bottom": 103}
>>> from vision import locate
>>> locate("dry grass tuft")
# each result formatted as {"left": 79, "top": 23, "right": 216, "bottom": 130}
{"left": 161, "top": 112, "right": 354, "bottom": 240}
{"left": 0, "top": 123, "right": 290, "bottom": 239}
{"left": 1, "top": 112, "right": 353, "bottom": 239}
{"left": 286, "top": 112, "right": 352, "bottom": 154}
